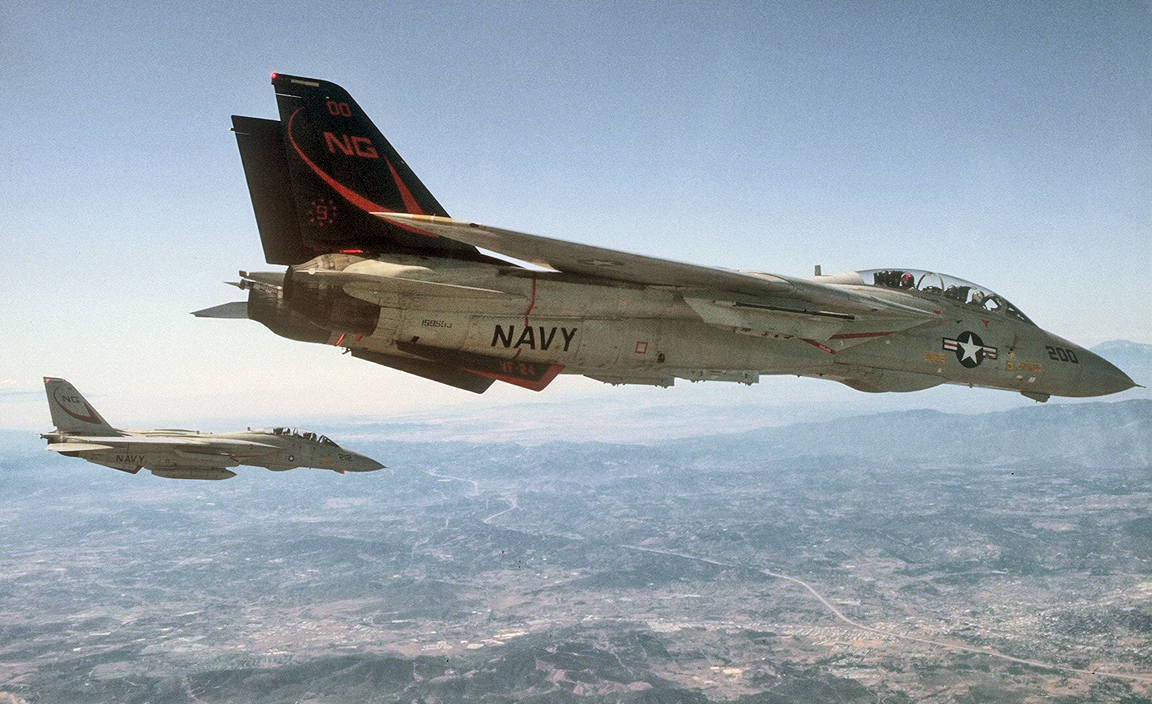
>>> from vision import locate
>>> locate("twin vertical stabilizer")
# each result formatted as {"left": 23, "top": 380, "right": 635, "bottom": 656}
{"left": 232, "top": 73, "right": 484, "bottom": 264}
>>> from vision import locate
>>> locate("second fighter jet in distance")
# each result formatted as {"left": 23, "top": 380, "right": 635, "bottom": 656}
{"left": 41, "top": 377, "right": 384, "bottom": 480}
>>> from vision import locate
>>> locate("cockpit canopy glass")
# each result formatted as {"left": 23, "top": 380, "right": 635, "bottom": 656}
{"left": 857, "top": 269, "right": 1034, "bottom": 325}
{"left": 270, "top": 427, "right": 340, "bottom": 447}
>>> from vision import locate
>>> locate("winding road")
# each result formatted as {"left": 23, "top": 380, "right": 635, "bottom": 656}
{"left": 622, "top": 544, "right": 1152, "bottom": 685}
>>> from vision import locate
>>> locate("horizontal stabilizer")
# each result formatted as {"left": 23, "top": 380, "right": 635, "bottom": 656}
{"left": 46, "top": 435, "right": 276, "bottom": 450}
{"left": 192, "top": 302, "right": 249, "bottom": 319}
{"left": 240, "top": 270, "right": 286, "bottom": 287}
{"left": 45, "top": 442, "right": 115, "bottom": 452}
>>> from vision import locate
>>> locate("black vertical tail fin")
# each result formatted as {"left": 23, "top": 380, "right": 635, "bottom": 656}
{"left": 271, "top": 73, "right": 448, "bottom": 219}
{"left": 232, "top": 73, "right": 482, "bottom": 265}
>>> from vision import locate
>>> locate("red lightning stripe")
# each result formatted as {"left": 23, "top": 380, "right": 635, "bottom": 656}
{"left": 287, "top": 108, "right": 387, "bottom": 213}
{"left": 384, "top": 159, "right": 424, "bottom": 214}
{"left": 802, "top": 339, "right": 836, "bottom": 354}
{"left": 52, "top": 388, "right": 105, "bottom": 425}
{"left": 828, "top": 331, "right": 894, "bottom": 340}
{"left": 524, "top": 276, "right": 538, "bottom": 326}
{"left": 512, "top": 276, "right": 538, "bottom": 361}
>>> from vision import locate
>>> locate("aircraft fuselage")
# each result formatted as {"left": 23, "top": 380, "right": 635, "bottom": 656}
{"left": 240, "top": 253, "right": 1130, "bottom": 400}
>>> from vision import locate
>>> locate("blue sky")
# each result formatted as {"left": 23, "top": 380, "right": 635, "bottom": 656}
{"left": 1, "top": 1, "right": 1148, "bottom": 430}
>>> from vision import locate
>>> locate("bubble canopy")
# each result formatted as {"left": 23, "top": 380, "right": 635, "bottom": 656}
{"left": 854, "top": 269, "right": 1034, "bottom": 325}
{"left": 270, "top": 427, "right": 340, "bottom": 446}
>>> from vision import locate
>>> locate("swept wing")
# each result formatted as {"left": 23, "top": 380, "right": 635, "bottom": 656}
{"left": 374, "top": 213, "right": 940, "bottom": 340}
{"left": 45, "top": 434, "right": 277, "bottom": 458}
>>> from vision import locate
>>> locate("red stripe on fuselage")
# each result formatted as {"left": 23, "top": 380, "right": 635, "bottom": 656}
{"left": 802, "top": 339, "right": 836, "bottom": 354}
{"left": 828, "top": 331, "right": 894, "bottom": 340}
{"left": 512, "top": 276, "right": 539, "bottom": 361}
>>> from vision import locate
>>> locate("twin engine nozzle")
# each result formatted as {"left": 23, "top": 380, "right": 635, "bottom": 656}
{"left": 242, "top": 254, "right": 380, "bottom": 343}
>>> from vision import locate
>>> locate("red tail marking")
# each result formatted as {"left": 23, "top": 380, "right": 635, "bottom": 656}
{"left": 287, "top": 109, "right": 439, "bottom": 238}
{"left": 323, "top": 132, "right": 378, "bottom": 159}
{"left": 352, "top": 136, "right": 379, "bottom": 159}
{"left": 287, "top": 109, "right": 387, "bottom": 213}
{"left": 324, "top": 132, "right": 353, "bottom": 155}
{"left": 52, "top": 388, "right": 105, "bottom": 425}
{"left": 384, "top": 158, "right": 423, "bottom": 214}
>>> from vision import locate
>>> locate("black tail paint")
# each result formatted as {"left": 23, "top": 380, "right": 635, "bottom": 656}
{"left": 233, "top": 73, "right": 484, "bottom": 265}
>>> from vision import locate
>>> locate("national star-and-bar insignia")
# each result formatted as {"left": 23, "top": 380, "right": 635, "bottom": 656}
{"left": 942, "top": 331, "right": 997, "bottom": 368}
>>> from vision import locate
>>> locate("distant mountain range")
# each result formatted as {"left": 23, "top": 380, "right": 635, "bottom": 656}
{"left": 673, "top": 399, "right": 1151, "bottom": 470}
{"left": 6, "top": 346, "right": 1149, "bottom": 472}
{"left": 1092, "top": 339, "right": 1151, "bottom": 388}
{"left": 8, "top": 399, "right": 1149, "bottom": 473}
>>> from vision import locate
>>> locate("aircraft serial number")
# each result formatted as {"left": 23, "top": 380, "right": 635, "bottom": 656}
{"left": 421, "top": 319, "right": 452, "bottom": 328}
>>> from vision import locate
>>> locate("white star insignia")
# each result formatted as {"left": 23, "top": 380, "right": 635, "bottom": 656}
{"left": 958, "top": 336, "right": 982, "bottom": 362}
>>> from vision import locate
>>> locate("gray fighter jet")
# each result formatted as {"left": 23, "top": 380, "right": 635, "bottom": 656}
{"left": 40, "top": 378, "right": 384, "bottom": 480}
{"left": 197, "top": 73, "right": 1137, "bottom": 402}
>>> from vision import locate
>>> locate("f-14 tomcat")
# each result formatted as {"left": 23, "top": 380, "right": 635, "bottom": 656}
{"left": 197, "top": 73, "right": 1137, "bottom": 402}
{"left": 41, "top": 378, "right": 383, "bottom": 480}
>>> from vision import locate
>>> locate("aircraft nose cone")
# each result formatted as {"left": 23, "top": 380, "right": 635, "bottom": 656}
{"left": 1084, "top": 351, "right": 1138, "bottom": 396}
{"left": 357, "top": 456, "right": 386, "bottom": 472}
